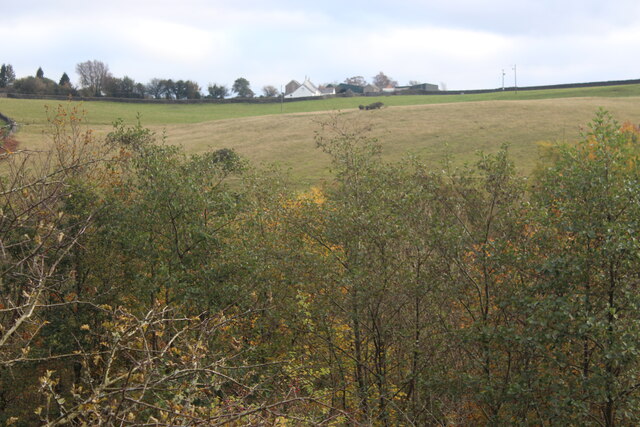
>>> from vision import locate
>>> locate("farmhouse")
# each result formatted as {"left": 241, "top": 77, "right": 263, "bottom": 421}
{"left": 284, "top": 78, "right": 335, "bottom": 98}
{"left": 363, "top": 84, "right": 381, "bottom": 94}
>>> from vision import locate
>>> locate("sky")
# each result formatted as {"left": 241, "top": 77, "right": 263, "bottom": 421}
{"left": 2, "top": 0, "right": 640, "bottom": 93}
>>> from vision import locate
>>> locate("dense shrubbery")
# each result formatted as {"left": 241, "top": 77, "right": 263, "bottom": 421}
{"left": 11, "top": 76, "right": 76, "bottom": 96}
{"left": 1, "top": 106, "right": 639, "bottom": 425}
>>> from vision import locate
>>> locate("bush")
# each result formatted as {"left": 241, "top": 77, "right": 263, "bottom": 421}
{"left": 11, "top": 76, "right": 57, "bottom": 95}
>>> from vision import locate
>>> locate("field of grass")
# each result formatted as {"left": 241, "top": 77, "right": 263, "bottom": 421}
{"left": 161, "top": 97, "right": 640, "bottom": 186}
{"left": 2, "top": 84, "right": 640, "bottom": 187}
{"left": 3, "top": 84, "right": 640, "bottom": 126}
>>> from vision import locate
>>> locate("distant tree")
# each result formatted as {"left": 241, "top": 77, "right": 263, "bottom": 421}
{"left": 55, "top": 72, "right": 76, "bottom": 95}
{"left": 104, "top": 76, "right": 118, "bottom": 97}
{"left": 36, "top": 67, "right": 44, "bottom": 79}
{"left": 163, "top": 79, "right": 176, "bottom": 99}
{"left": 262, "top": 85, "right": 279, "bottom": 97}
{"left": 104, "top": 76, "right": 141, "bottom": 98}
{"left": 0, "top": 64, "right": 16, "bottom": 88}
{"left": 59, "top": 72, "right": 71, "bottom": 87}
{"left": 6, "top": 64, "right": 15, "bottom": 85}
{"left": 146, "top": 78, "right": 166, "bottom": 99}
{"left": 120, "top": 76, "right": 137, "bottom": 97}
{"left": 232, "top": 77, "right": 254, "bottom": 98}
{"left": 183, "top": 80, "right": 202, "bottom": 99}
{"left": 0, "top": 64, "right": 6, "bottom": 88}
{"left": 167, "top": 80, "right": 195, "bottom": 99}
{"left": 173, "top": 80, "right": 188, "bottom": 99}
{"left": 408, "top": 80, "right": 421, "bottom": 86}
{"left": 75, "top": 60, "right": 111, "bottom": 96}
{"left": 134, "top": 82, "right": 146, "bottom": 98}
{"left": 372, "top": 71, "right": 397, "bottom": 89}
{"left": 344, "top": 76, "right": 367, "bottom": 86}
{"left": 207, "top": 83, "right": 229, "bottom": 99}
{"left": 103, "top": 76, "right": 116, "bottom": 96}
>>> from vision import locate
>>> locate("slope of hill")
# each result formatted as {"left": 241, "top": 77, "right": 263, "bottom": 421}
{"left": 163, "top": 96, "right": 640, "bottom": 186}
{"left": 2, "top": 85, "right": 640, "bottom": 186}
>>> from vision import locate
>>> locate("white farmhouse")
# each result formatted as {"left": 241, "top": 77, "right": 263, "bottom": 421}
{"left": 284, "top": 78, "right": 335, "bottom": 98}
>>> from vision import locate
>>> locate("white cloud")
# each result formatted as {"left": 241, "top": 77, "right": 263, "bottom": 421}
{"left": 2, "top": 0, "right": 640, "bottom": 91}
{"left": 299, "top": 26, "right": 514, "bottom": 89}
{"left": 118, "top": 20, "right": 227, "bottom": 64}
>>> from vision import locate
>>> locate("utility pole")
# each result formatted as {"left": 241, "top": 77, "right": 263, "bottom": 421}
{"left": 280, "top": 85, "right": 283, "bottom": 113}
{"left": 502, "top": 69, "right": 505, "bottom": 90}
{"left": 513, "top": 64, "right": 517, "bottom": 94}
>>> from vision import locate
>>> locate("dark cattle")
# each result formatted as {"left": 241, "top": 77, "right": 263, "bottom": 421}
{"left": 364, "top": 102, "right": 384, "bottom": 110}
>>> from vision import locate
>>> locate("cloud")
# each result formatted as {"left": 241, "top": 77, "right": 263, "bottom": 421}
{"left": 118, "top": 20, "right": 227, "bottom": 64}
{"left": 2, "top": 0, "right": 640, "bottom": 91}
{"left": 299, "top": 26, "right": 514, "bottom": 88}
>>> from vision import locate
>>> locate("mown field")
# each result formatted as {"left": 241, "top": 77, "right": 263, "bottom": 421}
{"left": 2, "top": 84, "right": 640, "bottom": 187}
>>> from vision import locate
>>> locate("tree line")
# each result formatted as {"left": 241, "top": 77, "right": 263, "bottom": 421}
{"left": 0, "top": 60, "right": 256, "bottom": 99}
{"left": 2, "top": 60, "right": 421, "bottom": 99}
{"left": 1, "top": 105, "right": 640, "bottom": 425}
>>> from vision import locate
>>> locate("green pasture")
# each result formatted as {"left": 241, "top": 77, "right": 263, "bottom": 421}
{"left": 2, "top": 83, "right": 640, "bottom": 127}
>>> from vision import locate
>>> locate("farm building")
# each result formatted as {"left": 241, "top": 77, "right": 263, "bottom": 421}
{"left": 363, "top": 84, "right": 381, "bottom": 94}
{"left": 382, "top": 84, "right": 397, "bottom": 93}
{"left": 285, "top": 80, "right": 301, "bottom": 96}
{"left": 335, "top": 83, "right": 364, "bottom": 94}
{"left": 319, "top": 86, "right": 335, "bottom": 95}
{"left": 392, "top": 83, "right": 439, "bottom": 92}
{"left": 284, "top": 78, "right": 335, "bottom": 98}
{"left": 409, "top": 82, "right": 439, "bottom": 91}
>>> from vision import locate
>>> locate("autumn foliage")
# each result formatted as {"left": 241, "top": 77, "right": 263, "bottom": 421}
{"left": 1, "top": 106, "right": 639, "bottom": 425}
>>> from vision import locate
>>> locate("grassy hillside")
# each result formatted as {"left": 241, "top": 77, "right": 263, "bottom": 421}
{"left": 161, "top": 97, "right": 640, "bottom": 186}
{"left": 3, "top": 83, "right": 640, "bottom": 126}
{"left": 2, "top": 85, "right": 640, "bottom": 187}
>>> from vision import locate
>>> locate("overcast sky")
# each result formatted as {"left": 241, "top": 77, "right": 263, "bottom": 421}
{"left": 2, "top": 0, "right": 639, "bottom": 92}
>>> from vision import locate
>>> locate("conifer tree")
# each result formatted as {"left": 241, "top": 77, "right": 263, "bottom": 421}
{"left": 0, "top": 64, "right": 15, "bottom": 87}
{"left": 59, "top": 72, "right": 70, "bottom": 86}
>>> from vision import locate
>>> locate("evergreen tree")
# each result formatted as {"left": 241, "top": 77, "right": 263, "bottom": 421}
{"left": 36, "top": 67, "right": 44, "bottom": 79}
{"left": 59, "top": 72, "right": 71, "bottom": 86}
{"left": 5, "top": 64, "right": 15, "bottom": 85}
{"left": 0, "top": 64, "right": 15, "bottom": 87}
